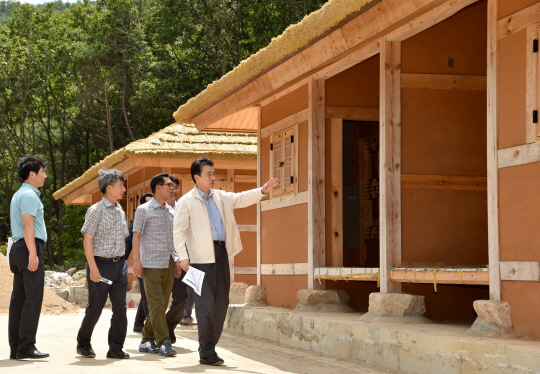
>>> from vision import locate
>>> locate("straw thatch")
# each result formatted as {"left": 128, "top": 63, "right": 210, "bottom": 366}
{"left": 53, "top": 123, "right": 257, "bottom": 200}
{"left": 173, "top": 0, "right": 374, "bottom": 124}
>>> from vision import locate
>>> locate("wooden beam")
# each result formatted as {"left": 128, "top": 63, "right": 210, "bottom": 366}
{"left": 330, "top": 118, "right": 343, "bottom": 267}
{"left": 500, "top": 261, "right": 540, "bottom": 281}
{"left": 308, "top": 78, "right": 326, "bottom": 290}
{"left": 260, "top": 191, "right": 309, "bottom": 212}
{"left": 401, "top": 174, "right": 487, "bottom": 191}
{"left": 498, "top": 1, "right": 540, "bottom": 39}
{"left": 261, "top": 263, "right": 308, "bottom": 275}
{"left": 227, "top": 168, "right": 235, "bottom": 282}
{"left": 315, "top": 267, "right": 379, "bottom": 282}
{"left": 191, "top": 0, "right": 457, "bottom": 131}
{"left": 401, "top": 73, "right": 487, "bottom": 90}
{"left": 487, "top": 0, "right": 501, "bottom": 301}
{"left": 325, "top": 107, "right": 380, "bottom": 121}
{"left": 256, "top": 106, "right": 262, "bottom": 286}
{"left": 498, "top": 142, "right": 540, "bottom": 168}
{"left": 313, "top": 40, "right": 380, "bottom": 80}
{"left": 128, "top": 180, "right": 151, "bottom": 195}
{"left": 527, "top": 24, "right": 539, "bottom": 143}
{"left": 261, "top": 109, "right": 308, "bottom": 139}
{"left": 379, "top": 39, "right": 402, "bottom": 294}
{"left": 386, "top": 0, "right": 478, "bottom": 42}
{"left": 234, "top": 267, "right": 257, "bottom": 275}
{"left": 238, "top": 224, "right": 257, "bottom": 232}
{"left": 390, "top": 268, "right": 489, "bottom": 285}
{"left": 234, "top": 175, "right": 257, "bottom": 183}
{"left": 68, "top": 194, "right": 93, "bottom": 205}
{"left": 132, "top": 157, "right": 256, "bottom": 170}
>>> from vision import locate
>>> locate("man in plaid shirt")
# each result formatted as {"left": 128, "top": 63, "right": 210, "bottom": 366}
{"left": 132, "top": 173, "right": 182, "bottom": 357}
{"left": 76, "top": 169, "right": 130, "bottom": 359}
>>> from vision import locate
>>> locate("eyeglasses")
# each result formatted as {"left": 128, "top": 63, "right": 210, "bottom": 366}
{"left": 162, "top": 182, "right": 179, "bottom": 191}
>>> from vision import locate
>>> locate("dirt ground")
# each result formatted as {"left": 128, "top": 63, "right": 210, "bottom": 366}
{"left": 0, "top": 308, "right": 395, "bottom": 373}
{"left": 0, "top": 253, "right": 77, "bottom": 315}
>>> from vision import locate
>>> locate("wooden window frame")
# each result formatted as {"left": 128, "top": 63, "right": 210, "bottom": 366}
{"left": 269, "top": 125, "right": 298, "bottom": 199}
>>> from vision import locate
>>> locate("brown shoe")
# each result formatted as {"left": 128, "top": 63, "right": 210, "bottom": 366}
{"left": 180, "top": 317, "right": 197, "bottom": 326}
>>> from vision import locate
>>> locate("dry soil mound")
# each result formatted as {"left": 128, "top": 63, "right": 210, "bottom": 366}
{"left": 0, "top": 253, "right": 78, "bottom": 315}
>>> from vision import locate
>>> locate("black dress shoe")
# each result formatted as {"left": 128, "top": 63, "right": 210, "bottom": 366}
{"left": 213, "top": 353, "right": 225, "bottom": 364}
{"left": 16, "top": 349, "right": 50, "bottom": 359}
{"left": 77, "top": 345, "right": 96, "bottom": 358}
{"left": 10, "top": 352, "right": 17, "bottom": 360}
{"left": 106, "top": 348, "right": 130, "bottom": 359}
{"left": 200, "top": 354, "right": 224, "bottom": 366}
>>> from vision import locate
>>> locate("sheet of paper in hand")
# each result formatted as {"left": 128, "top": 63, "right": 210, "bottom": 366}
{"left": 182, "top": 266, "right": 205, "bottom": 296}
{"left": 7, "top": 237, "right": 13, "bottom": 260}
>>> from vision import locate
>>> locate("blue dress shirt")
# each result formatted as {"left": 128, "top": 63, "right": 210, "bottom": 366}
{"left": 10, "top": 183, "right": 47, "bottom": 242}
{"left": 197, "top": 188, "right": 226, "bottom": 241}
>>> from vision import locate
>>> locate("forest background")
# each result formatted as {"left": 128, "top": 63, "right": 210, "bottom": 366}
{"left": 0, "top": 0, "right": 325, "bottom": 269}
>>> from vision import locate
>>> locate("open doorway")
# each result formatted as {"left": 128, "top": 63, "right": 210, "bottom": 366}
{"left": 342, "top": 121, "right": 379, "bottom": 268}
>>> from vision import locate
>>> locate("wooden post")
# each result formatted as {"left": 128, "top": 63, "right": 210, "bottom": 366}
{"left": 487, "top": 0, "right": 501, "bottom": 301}
{"left": 379, "top": 39, "right": 402, "bottom": 294}
{"left": 526, "top": 23, "right": 538, "bottom": 143}
{"left": 308, "top": 78, "right": 326, "bottom": 290}
{"left": 228, "top": 168, "right": 235, "bottom": 282}
{"left": 330, "top": 118, "right": 343, "bottom": 267}
{"left": 256, "top": 106, "right": 262, "bottom": 286}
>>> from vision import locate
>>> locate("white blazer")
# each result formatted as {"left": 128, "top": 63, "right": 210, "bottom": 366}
{"left": 173, "top": 186, "right": 264, "bottom": 264}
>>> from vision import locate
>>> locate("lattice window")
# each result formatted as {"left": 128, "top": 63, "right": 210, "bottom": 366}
{"left": 270, "top": 126, "right": 296, "bottom": 197}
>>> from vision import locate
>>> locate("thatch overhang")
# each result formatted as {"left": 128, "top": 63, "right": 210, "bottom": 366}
{"left": 173, "top": 0, "right": 376, "bottom": 131}
{"left": 53, "top": 123, "right": 257, "bottom": 203}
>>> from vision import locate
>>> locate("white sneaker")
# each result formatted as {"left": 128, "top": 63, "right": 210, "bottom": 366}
{"left": 138, "top": 340, "right": 159, "bottom": 353}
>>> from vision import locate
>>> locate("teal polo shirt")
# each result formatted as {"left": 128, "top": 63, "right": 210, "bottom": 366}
{"left": 10, "top": 183, "right": 47, "bottom": 243}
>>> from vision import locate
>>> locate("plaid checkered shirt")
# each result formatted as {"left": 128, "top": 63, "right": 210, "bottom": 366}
{"left": 133, "top": 198, "right": 179, "bottom": 268}
{"left": 81, "top": 197, "right": 129, "bottom": 258}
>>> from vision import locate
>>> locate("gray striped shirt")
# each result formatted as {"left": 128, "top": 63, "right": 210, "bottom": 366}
{"left": 133, "top": 198, "right": 179, "bottom": 268}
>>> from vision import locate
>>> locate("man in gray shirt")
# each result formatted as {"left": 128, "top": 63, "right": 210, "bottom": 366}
{"left": 132, "top": 173, "right": 182, "bottom": 357}
{"left": 76, "top": 169, "right": 130, "bottom": 359}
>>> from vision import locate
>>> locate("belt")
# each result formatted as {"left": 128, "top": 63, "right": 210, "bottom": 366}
{"left": 213, "top": 240, "right": 226, "bottom": 246}
{"left": 14, "top": 238, "right": 46, "bottom": 245}
{"left": 95, "top": 255, "right": 124, "bottom": 262}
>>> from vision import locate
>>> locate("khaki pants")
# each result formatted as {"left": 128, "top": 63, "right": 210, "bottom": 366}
{"left": 142, "top": 258, "right": 175, "bottom": 346}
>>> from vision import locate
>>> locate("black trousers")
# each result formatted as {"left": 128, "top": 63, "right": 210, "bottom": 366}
{"left": 166, "top": 270, "right": 187, "bottom": 332}
{"left": 8, "top": 239, "right": 45, "bottom": 353}
{"left": 183, "top": 287, "right": 195, "bottom": 318}
{"left": 77, "top": 258, "right": 128, "bottom": 349}
{"left": 134, "top": 275, "right": 148, "bottom": 329}
{"left": 191, "top": 243, "right": 230, "bottom": 358}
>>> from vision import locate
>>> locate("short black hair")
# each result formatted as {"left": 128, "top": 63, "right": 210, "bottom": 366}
{"left": 18, "top": 154, "right": 47, "bottom": 182}
{"left": 140, "top": 193, "right": 153, "bottom": 205}
{"left": 191, "top": 157, "right": 214, "bottom": 183}
{"left": 150, "top": 173, "right": 169, "bottom": 194}
{"left": 168, "top": 174, "right": 179, "bottom": 186}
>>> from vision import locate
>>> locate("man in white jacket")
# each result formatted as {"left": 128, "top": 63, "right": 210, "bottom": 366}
{"left": 173, "top": 157, "right": 278, "bottom": 366}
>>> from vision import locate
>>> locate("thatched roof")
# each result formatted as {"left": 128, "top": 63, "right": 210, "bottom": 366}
{"left": 53, "top": 123, "right": 257, "bottom": 200}
{"left": 173, "top": 0, "right": 374, "bottom": 124}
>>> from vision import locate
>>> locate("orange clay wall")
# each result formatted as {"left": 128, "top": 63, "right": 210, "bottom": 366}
{"left": 497, "top": 0, "right": 540, "bottom": 339}
{"left": 233, "top": 175, "right": 257, "bottom": 286}
{"left": 260, "top": 85, "right": 309, "bottom": 308}
{"left": 324, "top": 55, "right": 379, "bottom": 312}
{"left": 400, "top": 1, "right": 489, "bottom": 321}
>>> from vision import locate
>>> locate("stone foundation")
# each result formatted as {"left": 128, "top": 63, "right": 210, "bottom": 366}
{"left": 466, "top": 300, "right": 514, "bottom": 337}
{"left": 367, "top": 292, "right": 426, "bottom": 317}
{"left": 244, "top": 285, "right": 266, "bottom": 306}
{"left": 229, "top": 282, "right": 249, "bottom": 304}
{"left": 295, "top": 289, "right": 353, "bottom": 313}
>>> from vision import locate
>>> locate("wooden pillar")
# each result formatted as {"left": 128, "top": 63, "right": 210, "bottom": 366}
{"left": 487, "top": 0, "right": 501, "bottom": 301}
{"left": 256, "top": 106, "right": 262, "bottom": 286}
{"left": 228, "top": 169, "right": 235, "bottom": 282}
{"left": 330, "top": 118, "right": 343, "bottom": 267}
{"left": 308, "top": 78, "right": 326, "bottom": 290}
{"left": 379, "top": 39, "right": 402, "bottom": 294}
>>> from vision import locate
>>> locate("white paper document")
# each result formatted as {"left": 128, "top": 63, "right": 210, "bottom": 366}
{"left": 182, "top": 266, "right": 205, "bottom": 296}
{"left": 6, "top": 237, "right": 13, "bottom": 260}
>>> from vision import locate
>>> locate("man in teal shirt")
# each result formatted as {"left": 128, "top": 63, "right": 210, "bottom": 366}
{"left": 9, "top": 155, "right": 49, "bottom": 360}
